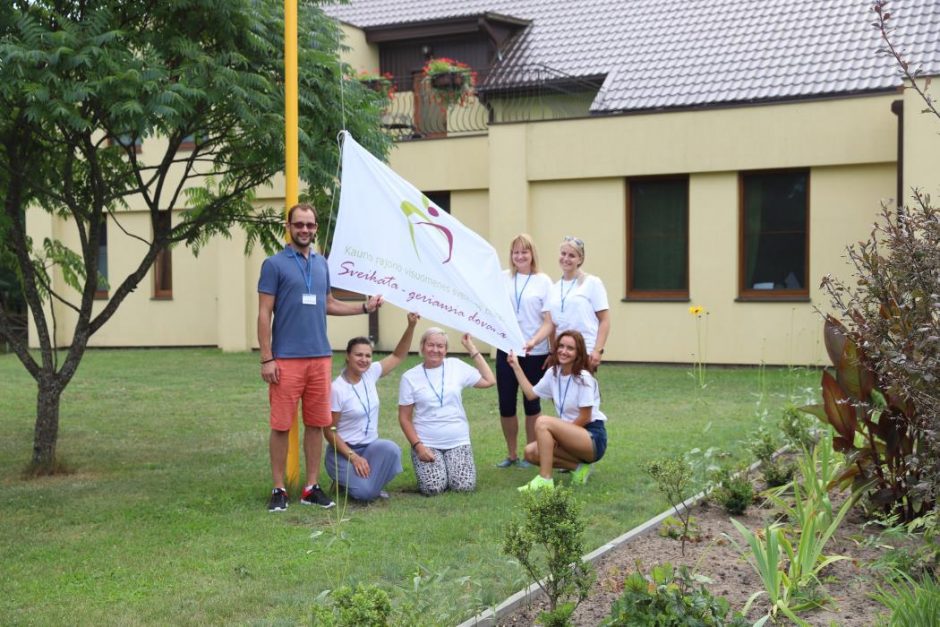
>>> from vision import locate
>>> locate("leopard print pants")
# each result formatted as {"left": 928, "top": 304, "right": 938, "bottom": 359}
{"left": 411, "top": 443, "right": 476, "bottom": 495}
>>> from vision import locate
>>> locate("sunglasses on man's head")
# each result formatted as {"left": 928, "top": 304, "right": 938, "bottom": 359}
{"left": 291, "top": 221, "right": 317, "bottom": 230}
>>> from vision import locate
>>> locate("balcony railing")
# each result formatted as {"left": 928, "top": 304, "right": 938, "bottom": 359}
{"left": 373, "top": 65, "right": 606, "bottom": 140}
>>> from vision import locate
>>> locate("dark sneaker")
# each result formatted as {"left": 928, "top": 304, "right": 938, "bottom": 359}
{"left": 267, "top": 488, "right": 288, "bottom": 512}
{"left": 301, "top": 484, "right": 335, "bottom": 509}
{"left": 496, "top": 457, "right": 517, "bottom": 468}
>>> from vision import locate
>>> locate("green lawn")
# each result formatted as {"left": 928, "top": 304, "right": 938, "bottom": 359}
{"left": 0, "top": 349, "right": 817, "bottom": 625}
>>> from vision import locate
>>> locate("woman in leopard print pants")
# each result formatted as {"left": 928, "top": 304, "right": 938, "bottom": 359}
{"left": 398, "top": 328, "right": 496, "bottom": 495}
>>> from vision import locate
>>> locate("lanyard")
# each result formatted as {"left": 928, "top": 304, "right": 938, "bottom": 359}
{"left": 514, "top": 272, "right": 533, "bottom": 313}
{"left": 291, "top": 249, "right": 314, "bottom": 294}
{"left": 422, "top": 363, "right": 445, "bottom": 407}
{"left": 349, "top": 379, "right": 372, "bottom": 435}
{"left": 560, "top": 277, "right": 577, "bottom": 312}
{"left": 557, "top": 371, "right": 573, "bottom": 417}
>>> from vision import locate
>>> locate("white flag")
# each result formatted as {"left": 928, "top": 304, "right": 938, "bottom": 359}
{"left": 329, "top": 133, "right": 525, "bottom": 353}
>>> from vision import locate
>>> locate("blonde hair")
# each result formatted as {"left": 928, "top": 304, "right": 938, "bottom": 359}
{"left": 508, "top": 233, "right": 540, "bottom": 276}
{"left": 559, "top": 235, "right": 585, "bottom": 267}
{"left": 419, "top": 327, "right": 448, "bottom": 354}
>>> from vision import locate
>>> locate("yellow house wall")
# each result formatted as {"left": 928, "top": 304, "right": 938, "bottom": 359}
{"left": 387, "top": 135, "right": 489, "bottom": 191}
{"left": 524, "top": 95, "right": 897, "bottom": 180}
{"left": 903, "top": 78, "right": 940, "bottom": 199}
{"left": 337, "top": 23, "right": 378, "bottom": 72}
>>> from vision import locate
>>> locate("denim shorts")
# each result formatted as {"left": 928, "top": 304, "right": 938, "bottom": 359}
{"left": 585, "top": 420, "right": 607, "bottom": 462}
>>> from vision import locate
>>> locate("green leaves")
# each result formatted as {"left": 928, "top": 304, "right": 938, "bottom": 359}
{"left": 603, "top": 562, "right": 748, "bottom": 626}
{"left": 503, "top": 488, "right": 593, "bottom": 621}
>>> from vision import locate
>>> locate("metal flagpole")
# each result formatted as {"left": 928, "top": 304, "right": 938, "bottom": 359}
{"left": 284, "top": 0, "right": 301, "bottom": 493}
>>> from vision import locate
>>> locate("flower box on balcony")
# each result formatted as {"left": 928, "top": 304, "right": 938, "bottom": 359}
{"left": 421, "top": 57, "right": 476, "bottom": 106}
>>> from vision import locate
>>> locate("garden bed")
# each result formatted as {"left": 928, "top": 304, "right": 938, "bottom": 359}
{"left": 495, "top": 495, "right": 890, "bottom": 626}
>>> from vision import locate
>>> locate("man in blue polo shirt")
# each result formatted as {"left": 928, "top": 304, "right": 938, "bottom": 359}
{"left": 258, "top": 203, "right": 383, "bottom": 512}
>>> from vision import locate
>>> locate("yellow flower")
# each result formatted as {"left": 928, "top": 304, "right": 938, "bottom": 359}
{"left": 688, "top": 305, "right": 704, "bottom": 315}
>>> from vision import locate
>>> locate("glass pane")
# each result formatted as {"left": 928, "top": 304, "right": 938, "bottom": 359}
{"left": 743, "top": 172, "right": 807, "bottom": 291}
{"left": 631, "top": 180, "right": 688, "bottom": 291}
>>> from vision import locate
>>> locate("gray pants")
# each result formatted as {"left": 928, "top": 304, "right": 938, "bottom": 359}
{"left": 411, "top": 443, "right": 476, "bottom": 495}
{"left": 325, "top": 439, "right": 403, "bottom": 501}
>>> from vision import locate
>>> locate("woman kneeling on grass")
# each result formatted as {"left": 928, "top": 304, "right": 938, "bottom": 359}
{"left": 398, "top": 328, "right": 496, "bottom": 496}
{"left": 507, "top": 330, "right": 608, "bottom": 491}
{"left": 323, "top": 312, "right": 419, "bottom": 502}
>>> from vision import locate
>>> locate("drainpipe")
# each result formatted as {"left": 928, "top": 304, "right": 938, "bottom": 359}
{"left": 891, "top": 99, "right": 904, "bottom": 215}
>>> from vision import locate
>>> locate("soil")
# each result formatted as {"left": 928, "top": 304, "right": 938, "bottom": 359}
{"left": 497, "top": 492, "right": 899, "bottom": 626}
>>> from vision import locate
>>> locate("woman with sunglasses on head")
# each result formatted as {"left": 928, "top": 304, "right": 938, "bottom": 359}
{"left": 526, "top": 236, "right": 610, "bottom": 370}
{"left": 508, "top": 330, "right": 608, "bottom": 490}
{"left": 495, "top": 234, "right": 553, "bottom": 469}
{"left": 398, "top": 328, "right": 496, "bottom": 496}
{"left": 323, "top": 312, "right": 419, "bottom": 502}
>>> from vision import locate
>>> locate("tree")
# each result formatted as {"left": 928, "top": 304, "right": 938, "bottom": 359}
{"left": 0, "top": 0, "right": 391, "bottom": 473}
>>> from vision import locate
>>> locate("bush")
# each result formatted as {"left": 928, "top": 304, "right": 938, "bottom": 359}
{"left": 710, "top": 469, "right": 754, "bottom": 515}
{"left": 647, "top": 457, "right": 696, "bottom": 555}
{"left": 658, "top": 515, "right": 700, "bottom": 543}
{"left": 812, "top": 197, "right": 939, "bottom": 519}
{"left": 312, "top": 583, "right": 392, "bottom": 626}
{"left": 802, "top": 314, "right": 930, "bottom": 521}
{"left": 780, "top": 404, "right": 816, "bottom": 452}
{"left": 503, "top": 488, "right": 594, "bottom": 626}
{"left": 603, "top": 562, "right": 748, "bottom": 626}
{"left": 762, "top": 459, "right": 796, "bottom": 488}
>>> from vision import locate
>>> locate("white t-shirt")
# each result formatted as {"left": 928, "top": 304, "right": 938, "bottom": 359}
{"left": 542, "top": 274, "right": 609, "bottom": 353}
{"left": 532, "top": 367, "right": 607, "bottom": 424}
{"left": 331, "top": 362, "right": 383, "bottom": 446}
{"left": 398, "top": 358, "right": 482, "bottom": 449}
{"left": 503, "top": 270, "right": 552, "bottom": 355}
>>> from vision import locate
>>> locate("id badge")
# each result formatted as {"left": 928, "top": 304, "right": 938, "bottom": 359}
{"left": 302, "top": 294, "right": 317, "bottom": 306}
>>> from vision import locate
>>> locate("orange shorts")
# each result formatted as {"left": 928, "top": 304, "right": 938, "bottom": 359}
{"left": 268, "top": 357, "right": 332, "bottom": 431}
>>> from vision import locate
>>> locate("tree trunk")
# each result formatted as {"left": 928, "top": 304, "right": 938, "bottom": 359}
{"left": 32, "top": 376, "right": 63, "bottom": 472}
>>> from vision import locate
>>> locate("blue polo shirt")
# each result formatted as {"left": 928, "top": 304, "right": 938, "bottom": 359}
{"left": 258, "top": 246, "right": 332, "bottom": 358}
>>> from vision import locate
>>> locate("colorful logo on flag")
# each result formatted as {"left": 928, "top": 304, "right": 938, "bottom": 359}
{"left": 400, "top": 195, "right": 454, "bottom": 264}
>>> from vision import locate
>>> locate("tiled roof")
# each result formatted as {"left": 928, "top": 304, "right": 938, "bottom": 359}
{"left": 323, "top": 0, "right": 940, "bottom": 112}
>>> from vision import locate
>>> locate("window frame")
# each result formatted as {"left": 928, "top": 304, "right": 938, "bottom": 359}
{"left": 625, "top": 175, "right": 690, "bottom": 301}
{"left": 737, "top": 168, "right": 810, "bottom": 301}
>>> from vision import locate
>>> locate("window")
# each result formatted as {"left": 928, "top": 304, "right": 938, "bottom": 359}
{"left": 626, "top": 177, "right": 688, "bottom": 299}
{"left": 95, "top": 220, "right": 109, "bottom": 299}
{"left": 178, "top": 133, "right": 196, "bottom": 151}
{"left": 153, "top": 211, "right": 173, "bottom": 299}
{"left": 739, "top": 170, "right": 809, "bottom": 298}
{"left": 424, "top": 191, "right": 450, "bottom": 214}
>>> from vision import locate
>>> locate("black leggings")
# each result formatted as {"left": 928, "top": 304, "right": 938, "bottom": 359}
{"left": 495, "top": 350, "right": 547, "bottom": 417}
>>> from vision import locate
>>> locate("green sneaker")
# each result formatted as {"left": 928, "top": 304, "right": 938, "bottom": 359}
{"left": 518, "top": 475, "right": 554, "bottom": 492}
{"left": 571, "top": 463, "right": 593, "bottom": 486}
